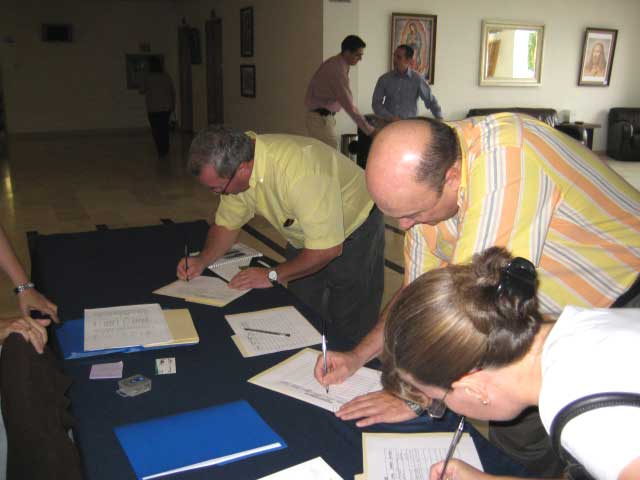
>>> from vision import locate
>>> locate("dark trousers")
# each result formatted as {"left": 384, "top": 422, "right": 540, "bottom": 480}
{"left": 489, "top": 273, "right": 640, "bottom": 477}
{"left": 284, "top": 207, "right": 385, "bottom": 346}
{"left": 148, "top": 111, "right": 171, "bottom": 156}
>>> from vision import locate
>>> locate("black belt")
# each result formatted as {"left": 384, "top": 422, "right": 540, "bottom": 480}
{"left": 312, "top": 108, "right": 336, "bottom": 117}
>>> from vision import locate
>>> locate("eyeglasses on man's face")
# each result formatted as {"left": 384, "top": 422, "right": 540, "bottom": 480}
{"left": 210, "top": 166, "right": 238, "bottom": 195}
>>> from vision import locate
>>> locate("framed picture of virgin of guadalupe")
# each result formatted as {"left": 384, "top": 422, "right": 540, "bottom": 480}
{"left": 390, "top": 13, "right": 438, "bottom": 84}
{"left": 578, "top": 28, "right": 617, "bottom": 86}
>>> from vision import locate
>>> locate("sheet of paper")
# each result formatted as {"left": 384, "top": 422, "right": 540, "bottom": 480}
{"left": 249, "top": 348, "right": 382, "bottom": 412}
{"left": 226, "top": 306, "right": 321, "bottom": 357}
{"left": 153, "top": 277, "right": 249, "bottom": 307}
{"left": 89, "top": 360, "right": 123, "bottom": 379}
{"left": 257, "top": 457, "right": 343, "bottom": 480}
{"left": 362, "top": 432, "right": 483, "bottom": 480}
{"left": 84, "top": 304, "right": 171, "bottom": 351}
{"left": 209, "top": 257, "right": 250, "bottom": 281}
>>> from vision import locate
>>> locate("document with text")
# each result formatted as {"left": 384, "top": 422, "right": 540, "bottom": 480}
{"left": 257, "top": 457, "right": 343, "bottom": 480}
{"left": 248, "top": 348, "right": 382, "bottom": 412}
{"left": 226, "top": 306, "right": 321, "bottom": 357}
{"left": 362, "top": 432, "right": 483, "bottom": 480}
{"left": 84, "top": 303, "right": 171, "bottom": 351}
{"left": 153, "top": 276, "right": 249, "bottom": 307}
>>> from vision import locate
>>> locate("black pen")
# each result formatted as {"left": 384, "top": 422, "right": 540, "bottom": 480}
{"left": 244, "top": 328, "right": 291, "bottom": 337}
{"left": 184, "top": 244, "right": 189, "bottom": 282}
{"left": 438, "top": 416, "right": 465, "bottom": 480}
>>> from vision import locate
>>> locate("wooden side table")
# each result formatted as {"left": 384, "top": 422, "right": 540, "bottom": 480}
{"left": 559, "top": 122, "right": 601, "bottom": 150}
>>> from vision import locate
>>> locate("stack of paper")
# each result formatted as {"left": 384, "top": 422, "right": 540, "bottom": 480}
{"left": 257, "top": 457, "right": 343, "bottom": 479}
{"left": 153, "top": 276, "right": 249, "bottom": 307}
{"left": 209, "top": 242, "right": 263, "bottom": 268}
{"left": 248, "top": 348, "right": 382, "bottom": 413}
{"left": 115, "top": 400, "right": 286, "bottom": 479}
{"left": 359, "top": 431, "right": 483, "bottom": 480}
{"left": 226, "top": 306, "right": 322, "bottom": 357}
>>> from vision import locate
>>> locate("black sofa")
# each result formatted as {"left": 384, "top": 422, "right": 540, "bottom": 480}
{"left": 466, "top": 107, "right": 587, "bottom": 144}
{"left": 607, "top": 108, "right": 640, "bottom": 161}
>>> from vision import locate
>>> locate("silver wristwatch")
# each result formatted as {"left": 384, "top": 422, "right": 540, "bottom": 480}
{"left": 404, "top": 399, "right": 424, "bottom": 416}
{"left": 267, "top": 269, "right": 278, "bottom": 285}
{"left": 14, "top": 282, "right": 35, "bottom": 295}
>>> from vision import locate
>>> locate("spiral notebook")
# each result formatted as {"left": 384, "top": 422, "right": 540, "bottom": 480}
{"left": 209, "top": 243, "right": 263, "bottom": 268}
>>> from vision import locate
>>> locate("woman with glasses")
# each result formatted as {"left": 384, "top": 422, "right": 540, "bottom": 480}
{"left": 381, "top": 246, "right": 640, "bottom": 480}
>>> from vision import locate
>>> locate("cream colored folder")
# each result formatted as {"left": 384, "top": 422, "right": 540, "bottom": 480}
{"left": 146, "top": 309, "right": 199, "bottom": 347}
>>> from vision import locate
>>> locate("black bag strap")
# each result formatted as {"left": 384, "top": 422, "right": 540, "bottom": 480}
{"left": 550, "top": 392, "right": 640, "bottom": 478}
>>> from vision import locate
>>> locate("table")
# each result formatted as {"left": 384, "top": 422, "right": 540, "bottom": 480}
{"left": 29, "top": 220, "right": 532, "bottom": 479}
{"left": 558, "top": 122, "right": 601, "bottom": 150}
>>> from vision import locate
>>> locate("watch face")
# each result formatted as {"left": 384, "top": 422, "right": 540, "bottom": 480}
{"left": 268, "top": 270, "right": 278, "bottom": 281}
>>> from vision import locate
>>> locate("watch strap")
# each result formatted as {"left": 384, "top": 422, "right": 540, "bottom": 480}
{"left": 14, "top": 282, "right": 35, "bottom": 294}
{"left": 404, "top": 399, "right": 425, "bottom": 416}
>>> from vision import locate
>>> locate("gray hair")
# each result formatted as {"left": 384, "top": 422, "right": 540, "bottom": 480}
{"left": 187, "top": 125, "right": 254, "bottom": 177}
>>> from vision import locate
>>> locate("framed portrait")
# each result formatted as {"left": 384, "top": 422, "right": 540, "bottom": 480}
{"left": 390, "top": 13, "right": 438, "bottom": 84}
{"left": 240, "top": 64, "right": 256, "bottom": 98}
{"left": 240, "top": 6, "right": 254, "bottom": 57}
{"left": 578, "top": 28, "right": 617, "bottom": 86}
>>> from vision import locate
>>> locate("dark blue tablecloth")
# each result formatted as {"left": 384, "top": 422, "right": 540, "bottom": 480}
{"left": 30, "top": 220, "right": 532, "bottom": 479}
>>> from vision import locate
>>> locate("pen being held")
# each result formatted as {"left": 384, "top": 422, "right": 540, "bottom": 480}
{"left": 437, "top": 416, "right": 465, "bottom": 480}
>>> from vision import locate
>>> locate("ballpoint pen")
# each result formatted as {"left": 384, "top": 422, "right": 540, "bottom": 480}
{"left": 438, "top": 416, "right": 466, "bottom": 480}
{"left": 322, "top": 316, "right": 329, "bottom": 394}
{"left": 184, "top": 243, "right": 189, "bottom": 282}
{"left": 243, "top": 328, "right": 290, "bottom": 337}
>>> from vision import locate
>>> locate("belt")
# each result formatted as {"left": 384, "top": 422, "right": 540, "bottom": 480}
{"left": 312, "top": 108, "right": 336, "bottom": 117}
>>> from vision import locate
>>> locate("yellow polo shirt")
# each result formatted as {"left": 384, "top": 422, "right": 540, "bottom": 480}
{"left": 215, "top": 132, "right": 374, "bottom": 249}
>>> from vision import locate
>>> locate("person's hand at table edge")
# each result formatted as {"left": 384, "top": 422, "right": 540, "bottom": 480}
{"left": 228, "top": 267, "right": 272, "bottom": 289}
{"left": 17, "top": 288, "right": 59, "bottom": 323}
{"left": 335, "top": 389, "right": 417, "bottom": 427}
{"left": 430, "top": 459, "right": 498, "bottom": 480}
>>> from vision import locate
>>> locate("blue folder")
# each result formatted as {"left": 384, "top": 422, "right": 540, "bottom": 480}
{"left": 114, "top": 400, "right": 287, "bottom": 479}
{"left": 55, "top": 318, "right": 198, "bottom": 360}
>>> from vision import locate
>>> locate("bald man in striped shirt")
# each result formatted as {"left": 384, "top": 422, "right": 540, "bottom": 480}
{"left": 316, "top": 113, "right": 640, "bottom": 476}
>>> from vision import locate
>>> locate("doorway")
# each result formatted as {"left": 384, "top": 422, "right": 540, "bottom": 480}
{"left": 177, "top": 23, "right": 194, "bottom": 133}
{"left": 205, "top": 11, "right": 224, "bottom": 126}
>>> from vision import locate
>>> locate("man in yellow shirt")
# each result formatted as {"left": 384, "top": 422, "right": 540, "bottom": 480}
{"left": 176, "top": 125, "right": 385, "bottom": 343}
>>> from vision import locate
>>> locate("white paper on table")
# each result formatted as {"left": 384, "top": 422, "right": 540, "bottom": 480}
{"left": 89, "top": 361, "right": 124, "bottom": 379}
{"left": 226, "top": 306, "right": 321, "bottom": 357}
{"left": 84, "top": 303, "right": 171, "bottom": 351}
{"left": 248, "top": 348, "right": 382, "bottom": 412}
{"left": 257, "top": 457, "right": 343, "bottom": 480}
{"left": 209, "top": 257, "right": 251, "bottom": 281}
{"left": 362, "top": 432, "right": 483, "bottom": 480}
{"left": 153, "top": 276, "right": 249, "bottom": 306}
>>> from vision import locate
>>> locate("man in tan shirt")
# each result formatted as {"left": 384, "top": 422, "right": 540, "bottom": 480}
{"left": 140, "top": 57, "right": 175, "bottom": 157}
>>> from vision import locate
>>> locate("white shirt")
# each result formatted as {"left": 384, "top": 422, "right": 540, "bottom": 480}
{"left": 539, "top": 306, "right": 640, "bottom": 480}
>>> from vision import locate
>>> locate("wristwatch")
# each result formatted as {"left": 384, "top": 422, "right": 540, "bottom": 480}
{"left": 404, "top": 399, "right": 425, "bottom": 416}
{"left": 14, "top": 282, "right": 35, "bottom": 295}
{"left": 267, "top": 269, "right": 278, "bottom": 286}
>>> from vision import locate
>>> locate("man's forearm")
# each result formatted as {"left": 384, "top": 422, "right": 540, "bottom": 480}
{"left": 351, "top": 286, "right": 404, "bottom": 365}
{"left": 276, "top": 245, "right": 342, "bottom": 284}
{"left": 0, "top": 226, "right": 29, "bottom": 287}
{"left": 200, "top": 224, "right": 241, "bottom": 265}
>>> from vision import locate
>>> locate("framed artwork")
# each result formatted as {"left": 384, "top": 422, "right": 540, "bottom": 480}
{"left": 240, "top": 65, "right": 256, "bottom": 98}
{"left": 390, "top": 13, "right": 438, "bottom": 84}
{"left": 578, "top": 28, "right": 617, "bottom": 86}
{"left": 125, "top": 54, "right": 163, "bottom": 90}
{"left": 240, "top": 6, "right": 254, "bottom": 57}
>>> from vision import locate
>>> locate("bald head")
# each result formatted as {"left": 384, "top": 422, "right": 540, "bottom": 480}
{"left": 366, "top": 118, "right": 462, "bottom": 229}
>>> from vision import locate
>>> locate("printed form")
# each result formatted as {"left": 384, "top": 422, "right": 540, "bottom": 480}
{"left": 249, "top": 348, "right": 382, "bottom": 412}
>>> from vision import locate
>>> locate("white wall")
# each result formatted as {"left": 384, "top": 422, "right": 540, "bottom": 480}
{"left": 178, "top": 0, "right": 323, "bottom": 135}
{"left": 0, "top": 0, "right": 179, "bottom": 133}
{"left": 329, "top": 0, "right": 640, "bottom": 151}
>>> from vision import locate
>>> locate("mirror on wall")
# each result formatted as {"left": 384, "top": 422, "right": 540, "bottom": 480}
{"left": 480, "top": 20, "right": 544, "bottom": 86}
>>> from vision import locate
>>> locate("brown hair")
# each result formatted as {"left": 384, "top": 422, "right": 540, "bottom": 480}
{"left": 382, "top": 247, "right": 543, "bottom": 393}
{"left": 413, "top": 118, "right": 461, "bottom": 195}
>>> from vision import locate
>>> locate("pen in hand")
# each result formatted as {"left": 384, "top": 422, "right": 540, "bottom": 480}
{"left": 438, "top": 416, "right": 465, "bottom": 480}
{"left": 322, "top": 333, "right": 328, "bottom": 394}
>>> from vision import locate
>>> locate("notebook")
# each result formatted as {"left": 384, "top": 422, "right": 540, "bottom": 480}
{"left": 209, "top": 242, "right": 263, "bottom": 268}
{"left": 115, "top": 400, "right": 286, "bottom": 479}
{"left": 55, "top": 309, "right": 199, "bottom": 360}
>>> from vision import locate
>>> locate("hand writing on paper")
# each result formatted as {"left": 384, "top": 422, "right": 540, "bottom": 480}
{"left": 0, "top": 316, "right": 51, "bottom": 354}
{"left": 335, "top": 390, "right": 417, "bottom": 427}
{"left": 430, "top": 459, "right": 490, "bottom": 480}
{"left": 17, "top": 288, "right": 59, "bottom": 323}
{"left": 176, "top": 255, "right": 206, "bottom": 281}
{"left": 228, "top": 267, "right": 272, "bottom": 290}
{"left": 313, "top": 350, "right": 361, "bottom": 386}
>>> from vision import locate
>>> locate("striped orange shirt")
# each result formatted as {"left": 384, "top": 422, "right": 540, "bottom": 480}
{"left": 404, "top": 113, "right": 640, "bottom": 314}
